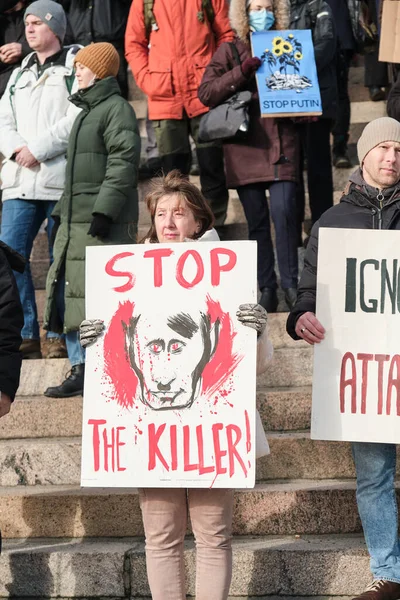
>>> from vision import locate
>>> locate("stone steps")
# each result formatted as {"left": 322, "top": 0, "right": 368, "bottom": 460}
{"left": 35, "top": 295, "right": 302, "bottom": 349}
{"left": 0, "top": 480, "right": 367, "bottom": 539}
{"left": 17, "top": 350, "right": 314, "bottom": 396}
{"left": 5, "top": 426, "right": 400, "bottom": 485}
{"left": 1, "top": 534, "right": 372, "bottom": 597}
{"left": 0, "top": 433, "right": 373, "bottom": 485}
{"left": 3, "top": 387, "right": 311, "bottom": 439}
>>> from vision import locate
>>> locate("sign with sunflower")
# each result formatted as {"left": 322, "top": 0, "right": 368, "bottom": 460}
{"left": 251, "top": 29, "right": 322, "bottom": 118}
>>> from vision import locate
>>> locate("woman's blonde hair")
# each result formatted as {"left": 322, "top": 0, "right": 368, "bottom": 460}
{"left": 141, "top": 170, "right": 215, "bottom": 243}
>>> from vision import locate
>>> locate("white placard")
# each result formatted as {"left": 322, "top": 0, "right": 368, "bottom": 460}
{"left": 81, "top": 241, "right": 258, "bottom": 487}
{"left": 312, "top": 228, "right": 400, "bottom": 443}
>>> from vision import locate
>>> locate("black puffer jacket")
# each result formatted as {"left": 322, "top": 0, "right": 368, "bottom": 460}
{"left": 290, "top": 0, "right": 337, "bottom": 119}
{"left": 56, "top": 0, "right": 132, "bottom": 45}
{"left": 0, "top": 2, "right": 31, "bottom": 98}
{"left": 0, "top": 241, "right": 24, "bottom": 401}
{"left": 287, "top": 169, "right": 400, "bottom": 338}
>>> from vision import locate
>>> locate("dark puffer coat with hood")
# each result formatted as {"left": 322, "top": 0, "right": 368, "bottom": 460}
{"left": 198, "top": 0, "right": 298, "bottom": 189}
{"left": 44, "top": 76, "right": 140, "bottom": 335}
{"left": 286, "top": 168, "right": 400, "bottom": 338}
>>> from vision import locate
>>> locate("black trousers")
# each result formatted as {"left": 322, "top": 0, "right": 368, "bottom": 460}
{"left": 237, "top": 181, "right": 298, "bottom": 291}
{"left": 364, "top": 47, "right": 389, "bottom": 88}
{"left": 296, "top": 119, "right": 334, "bottom": 234}
{"left": 332, "top": 49, "right": 354, "bottom": 156}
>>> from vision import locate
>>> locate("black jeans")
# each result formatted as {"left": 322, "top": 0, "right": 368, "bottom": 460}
{"left": 237, "top": 181, "right": 298, "bottom": 291}
{"left": 296, "top": 119, "right": 334, "bottom": 230}
{"left": 364, "top": 47, "right": 389, "bottom": 88}
{"left": 332, "top": 49, "right": 354, "bottom": 156}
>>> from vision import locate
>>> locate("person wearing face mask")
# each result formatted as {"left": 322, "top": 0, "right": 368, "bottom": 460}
{"left": 198, "top": 0, "right": 299, "bottom": 314}
{"left": 43, "top": 42, "right": 140, "bottom": 398}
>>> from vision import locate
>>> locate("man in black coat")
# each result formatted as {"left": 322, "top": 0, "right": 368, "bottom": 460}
{"left": 56, "top": 0, "right": 132, "bottom": 98}
{"left": 0, "top": 1, "right": 31, "bottom": 99}
{"left": 0, "top": 241, "right": 24, "bottom": 415}
{"left": 326, "top": 0, "right": 357, "bottom": 168}
{"left": 287, "top": 117, "right": 400, "bottom": 600}
{"left": 290, "top": 0, "right": 337, "bottom": 238}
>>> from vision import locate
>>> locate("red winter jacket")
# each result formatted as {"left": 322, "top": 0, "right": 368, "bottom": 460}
{"left": 125, "top": 0, "right": 234, "bottom": 120}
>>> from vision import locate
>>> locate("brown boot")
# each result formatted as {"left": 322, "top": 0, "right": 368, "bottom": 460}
{"left": 41, "top": 337, "right": 67, "bottom": 359}
{"left": 20, "top": 339, "right": 42, "bottom": 359}
{"left": 352, "top": 580, "right": 400, "bottom": 599}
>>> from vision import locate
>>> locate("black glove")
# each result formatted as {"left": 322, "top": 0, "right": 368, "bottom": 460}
{"left": 50, "top": 215, "right": 60, "bottom": 247}
{"left": 87, "top": 213, "right": 112, "bottom": 239}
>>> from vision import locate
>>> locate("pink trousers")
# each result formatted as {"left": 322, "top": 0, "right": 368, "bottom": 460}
{"left": 139, "top": 487, "right": 234, "bottom": 600}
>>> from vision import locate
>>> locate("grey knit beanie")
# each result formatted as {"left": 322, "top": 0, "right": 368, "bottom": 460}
{"left": 357, "top": 117, "right": 400, "bottom": 164}
{"left": 24, "top": 0, "right": 67, "bottom": 43}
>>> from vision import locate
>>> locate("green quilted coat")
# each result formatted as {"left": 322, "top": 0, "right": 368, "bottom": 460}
{"left": 44, "top": 76, "right": 140, "bottom": 334}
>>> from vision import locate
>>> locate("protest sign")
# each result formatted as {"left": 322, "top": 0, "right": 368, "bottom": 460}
{"left": 251, "top": 29, "right": 322, "bottom": 118}
{"left": 312, "top": 228, "right": 400, "bottom": 444}
{"left": 81, "top": 241, "right": 258, "bottom": 488}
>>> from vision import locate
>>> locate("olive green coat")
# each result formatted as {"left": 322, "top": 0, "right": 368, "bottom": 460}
{"left": 44, "top": 76, "right": 140, "bottom": 334}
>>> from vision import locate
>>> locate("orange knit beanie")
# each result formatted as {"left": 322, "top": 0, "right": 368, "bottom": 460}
{"left": 74, "top": 42, "right": 120, "bottom": 79}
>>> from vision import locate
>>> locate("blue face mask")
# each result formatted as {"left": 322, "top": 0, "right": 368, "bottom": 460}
{"left": 248, "top": 9, "right": 275, "bottom": 31}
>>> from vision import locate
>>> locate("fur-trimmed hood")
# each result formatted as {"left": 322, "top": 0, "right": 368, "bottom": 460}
{"left": 229, "top": 0, "right": 291, "bottom": 43}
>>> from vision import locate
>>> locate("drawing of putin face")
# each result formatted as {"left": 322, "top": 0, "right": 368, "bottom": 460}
{"left": 123, "top": 312, "right": 219, "bottom": 411}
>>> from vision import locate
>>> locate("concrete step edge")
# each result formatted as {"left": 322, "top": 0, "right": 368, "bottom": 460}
{"left": 0, "top": 534, "right": 372, "bottom": 597}
{"left": 0, "top": 478, "right": 361, "bottom": 497}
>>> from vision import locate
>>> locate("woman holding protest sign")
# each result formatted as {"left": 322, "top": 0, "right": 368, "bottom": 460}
{"left": 198, "top": 0, "right": 299, "bottom": 314}
{"left": 80, "top": 170, "right": 273, "bottom": 600}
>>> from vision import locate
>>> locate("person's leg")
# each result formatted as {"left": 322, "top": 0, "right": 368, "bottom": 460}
{"left": 352, "top": 442, "right": 400, "bottom": 583}
{"left": 0, "top": 199, "right": 43, "bottom": 348}
{"left": 190, "top": 115, "right": 229, "bottom": 228}
{"left": 305, "top": 119, "right": 334, "bottom": 224}
{"left": 44, "top": 277, "right": 84, "bottom": 397}
{"left": 42, "top": 201, "right": 67, "bottom": 354}
{"left": 268, "top": 181, "right": 298, "bottom": 308}
{"left": 65, "top": 331, "right": 85, "bottom": 367}
{"left": 139, "top": 488, "right": 188, "bottom": 600}
{"left": 332, "top": 49, "right": 353, "bottom": 165}
{"left": 236, "top": 183, "right": 278, "bottom": 309}
{"left": 295, "top": 126, "right": 306, "bottom": 246}
{"left": 189, "top": 488, "right": 234, "bottom": 600}
{"left": 364, "top": 47, "right": 389, "bottom": 100}
{"left": 152, "top": 118, "right": 191, "bottom": 175}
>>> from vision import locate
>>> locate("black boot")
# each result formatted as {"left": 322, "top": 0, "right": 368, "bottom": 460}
{"left": 259, "top": 288, "right": 278, "bottom": 313}
{"left": 44, "top": 364, "right": 85, "bottom": 398}
{"left": 284, "top": 288, "right": 298, "bottom": 311}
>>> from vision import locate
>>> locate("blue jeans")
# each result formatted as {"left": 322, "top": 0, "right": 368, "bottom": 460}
{"left": 352, "top": 442, "right": 400, "bottom": 582}
{"left": 65, "top": 331, "right": 85, "bottom": 367}
{"left": 0, "top": 198, "right": 60, "bottom": 340}
{"left": 55, "top": 278, "right": 85, "bottom": 368}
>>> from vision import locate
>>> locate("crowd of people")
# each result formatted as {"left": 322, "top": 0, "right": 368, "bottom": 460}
{"left": 1, "top": 0, "right": 400, "bottom": 599}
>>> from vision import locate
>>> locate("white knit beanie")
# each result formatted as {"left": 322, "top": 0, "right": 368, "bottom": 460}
{"left": 357, "top": 117, "right": 400, "bottom": 164}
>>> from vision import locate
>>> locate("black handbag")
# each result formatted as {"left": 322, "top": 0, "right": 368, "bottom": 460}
{"left": 198, "top": 43, "right": 251, "bottom": 143}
